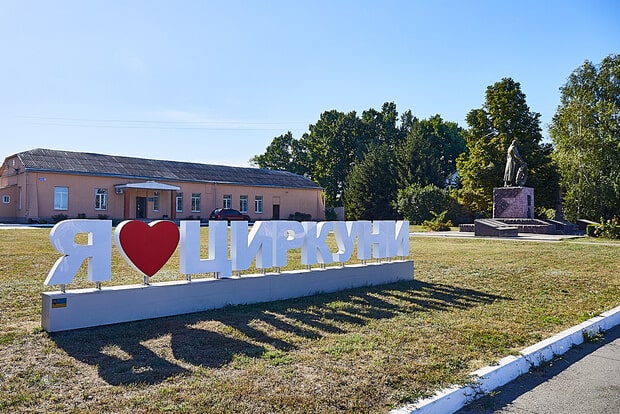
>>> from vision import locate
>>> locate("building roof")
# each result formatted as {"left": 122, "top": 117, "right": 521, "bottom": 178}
{"left": 13, "top": 148, "right": 321, "bottom": 189}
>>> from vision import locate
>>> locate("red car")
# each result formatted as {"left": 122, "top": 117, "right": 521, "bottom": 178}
{"left": 209, "top": 208, "right": 251, "bottom": 222}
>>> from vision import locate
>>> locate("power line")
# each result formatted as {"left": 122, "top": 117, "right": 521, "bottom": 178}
{"left": 17, "top": 115, "right": 308, "bottom": 131}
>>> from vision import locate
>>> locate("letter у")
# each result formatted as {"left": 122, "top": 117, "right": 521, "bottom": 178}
{"left": 332, "top": 221, "right": 359, "bottom": 263}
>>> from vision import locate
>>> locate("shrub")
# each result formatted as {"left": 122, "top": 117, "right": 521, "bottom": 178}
{"left": 422, "top": 210, "right": 453, "bottom": 231}
{"left": 445, "top": 189, "right": 471, "bottom": 225}
{"left": 324, "top": 208, "right": 338, "bottom": 221}
{"left": 395, "top": 183, "right": 448, "bottom": 224}
{"left": 592, "top": 216, "right": 620, "bottom": 239}
{"left": 51, "top": 214, "right": 68, "bottom": 223}
{"left": 289, "top": 212, "right": 312, "bottom": 222}
{"left": 536, "top": 208, "right": 557, "bottom": 220}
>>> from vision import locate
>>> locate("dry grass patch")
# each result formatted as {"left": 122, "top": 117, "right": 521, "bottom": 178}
{"left": 0, "top": 228, "right": 618, "bottom": 413}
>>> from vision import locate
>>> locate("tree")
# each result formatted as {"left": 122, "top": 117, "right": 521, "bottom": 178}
{"left": 395, "top": 114, "right": 466, "bottom": 189}
{"left": 299, "top": 110, "right": 362, "bottom": 206}
{"left": 456, "top": 78, "right": 558, "bottom": 215}
{"left": 250, "top": 131, "right": 306, "bottom": 175}
{"left": 421, "top": 115, "right": 467, "bottom": 183}
{"left": 395, "top": 117, "right": 442, "bottom": 188}
{"left": 550, "top": 54, "right": 620, "bottom": 221}
{"left": 251, "top": 103, "right": 465, "bottom": 216}
{"left": 360, "top": 102, "right": 404, "bottom": 149}
{"left": 344, "top": 143, "right": 397, "bottom": 220}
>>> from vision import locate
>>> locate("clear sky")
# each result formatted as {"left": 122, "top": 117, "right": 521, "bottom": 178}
{"left": 1, "top": 1, "right": 618, "bottom": 167}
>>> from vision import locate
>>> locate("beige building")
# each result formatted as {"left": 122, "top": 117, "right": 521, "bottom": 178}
{"left": 0, "top": 148, "right": 324, "bottom": 223}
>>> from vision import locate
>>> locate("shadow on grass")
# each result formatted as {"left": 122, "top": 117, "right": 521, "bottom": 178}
{"left": 50, "top": 280, "right": 509, "bottom": 386}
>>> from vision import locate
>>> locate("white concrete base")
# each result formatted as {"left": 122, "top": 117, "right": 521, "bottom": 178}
{"left": 390, "top": 304, "right": 620, "bottom": 414}
{"left": 42, "top": 260, "right": 414, "bottom": 332}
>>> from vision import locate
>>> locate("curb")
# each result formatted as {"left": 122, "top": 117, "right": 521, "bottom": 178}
{"left": 391, "top": 305, "right": 620, "bottom": 414}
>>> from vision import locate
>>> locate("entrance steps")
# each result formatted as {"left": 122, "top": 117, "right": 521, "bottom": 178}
{"left": 474, "top": 219, "right": 519, "bottom": 237}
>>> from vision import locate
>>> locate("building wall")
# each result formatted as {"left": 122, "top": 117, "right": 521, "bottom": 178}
{"left": 0, "top": 155, "right": 324, "bottom": 223}
{"left": 0, "top": 155, "right": 24, "bottom": 222}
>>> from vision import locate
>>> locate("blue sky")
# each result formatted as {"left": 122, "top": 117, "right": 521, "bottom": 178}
{"left": 1, "top": 1, "right": 618, "bottom": 166}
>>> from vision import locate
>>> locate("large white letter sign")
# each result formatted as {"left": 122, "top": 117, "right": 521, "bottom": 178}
{"left": 332, "top": 221, "right": 359, "bottom": 263}
{"left": 301, "top": 221, "right": 334, "bottom": 265}
{"left": 357, "top": 221, "right": 393, "bottom": 260}
{"left": 179, "top": 220, "right": 232, "bottom": 276}
{"left": 273, "top": 221, "right": 305, "bottom": 268}
{"left": 45, "top": 220, "right": 112, "bottom": 285}
{"left": 230, "top": 221, "right": 273, "bottom": 271}
{"left": 42, "top": 219, "right": 415, "bottom": 332}
{"left": 389, "top": 220, "right": 410, "bottom": 257}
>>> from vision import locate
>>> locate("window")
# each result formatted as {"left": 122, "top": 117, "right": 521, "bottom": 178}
{"left": 176, "top": 192, "right": 183, "bottom": 212}
{"left": 254, "top": 195, "right": 263, "bottom": 213}
{"left": 239, "top": 195, "right": 248, "bottom": 213}
{"left": 2, "top": 195, "right": 9, "bottom": 204}
{"left": 94, "top": 188, "right": 108, "bottom": 210}
{"left": 54, "top": 187, "right": 69, "bottom": 210}
{"left": 191, "top": 193, "right": 201, "bottom": 212}
{"left": 223, "top": 194, "right": 232, "bottom": 209}
{"left": 153, "top": 191, "right": 160, "bottom": 211}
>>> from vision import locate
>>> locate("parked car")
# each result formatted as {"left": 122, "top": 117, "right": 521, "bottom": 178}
{"left": 209, "top": 208, "right": 251, "bottom": 222}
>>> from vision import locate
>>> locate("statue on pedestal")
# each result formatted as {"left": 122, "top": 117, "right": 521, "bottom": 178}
{"left": 503, "top": 140, "right": 527, "bottom": 186}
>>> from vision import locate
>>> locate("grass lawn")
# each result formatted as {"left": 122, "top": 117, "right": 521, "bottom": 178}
{"left": 0, "top": 227, "right": 618, "bottom": 413}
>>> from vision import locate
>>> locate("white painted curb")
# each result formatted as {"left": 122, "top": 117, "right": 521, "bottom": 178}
{"left": 391, "top": 305, "right": 620, "bottom": 414}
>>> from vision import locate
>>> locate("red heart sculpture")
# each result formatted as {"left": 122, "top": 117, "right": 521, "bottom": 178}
{"left": 114, "top": 220, "right": 180, "bottom": 277}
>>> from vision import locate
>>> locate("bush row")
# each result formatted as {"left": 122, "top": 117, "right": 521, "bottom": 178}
{"left": 586, "top": 217, "right": 620, "bottom": 239}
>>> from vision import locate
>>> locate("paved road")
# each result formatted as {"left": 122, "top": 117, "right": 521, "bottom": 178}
{"left": 456, "top": 323, "right": 620, "bottom": 413}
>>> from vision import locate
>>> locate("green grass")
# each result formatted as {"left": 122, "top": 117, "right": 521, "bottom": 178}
{"left": 0, "top": 228, "right": 618, "bottom": 413}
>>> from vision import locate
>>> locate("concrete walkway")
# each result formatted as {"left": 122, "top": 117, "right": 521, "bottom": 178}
{"left": 455, "top": 323, "right": 620, "bottom": 413}
{"left": 391, "top": 305, "right": 620, "bottom": 414}
{"left": 0, "top": 223, "right": 53, "bottom": 229}
{"left": 410, "top": 230, "right": 585, "bottom": 242}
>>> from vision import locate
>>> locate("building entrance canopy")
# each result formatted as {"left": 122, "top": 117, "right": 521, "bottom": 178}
{"left": 115, "top": 181, "right": 181, "bottom": 192}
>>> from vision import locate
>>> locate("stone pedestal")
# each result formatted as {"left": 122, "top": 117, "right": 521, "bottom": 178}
{"left": 493, "top": 187, "right": 534, "bottom": 218}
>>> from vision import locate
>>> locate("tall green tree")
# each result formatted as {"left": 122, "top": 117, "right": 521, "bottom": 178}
{"left": 299, "top": 110, "right": 362, "bottom": 206}
{"left": 250, "top": 131, "right": 306, "bottom": 175}
{"left": 395, "top": 114, "right": 466, "bottom": 188}
{"left": 360, "top": 102, "right": 404, "bottom": 149}
{"left": 549, "top": 54, "right": 620, "bottom": 221}
{"left": 345, "top": 143, "right": 397, "bottom": 220}
{"left": 421, "top": 115, "right": 467, "bottom": 183}
{"left": 457, "top": 78, "right": 558, "bottom": 215}
{"left": 251, "top": 102, "right": 464, "bottom": 216}
{"left": 396, "top": 116, "right": 442, "bottom": 188}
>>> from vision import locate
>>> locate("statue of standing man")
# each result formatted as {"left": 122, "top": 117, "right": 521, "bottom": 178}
{"left": 503, "top": 140, "right": 527, "bottom": 186}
